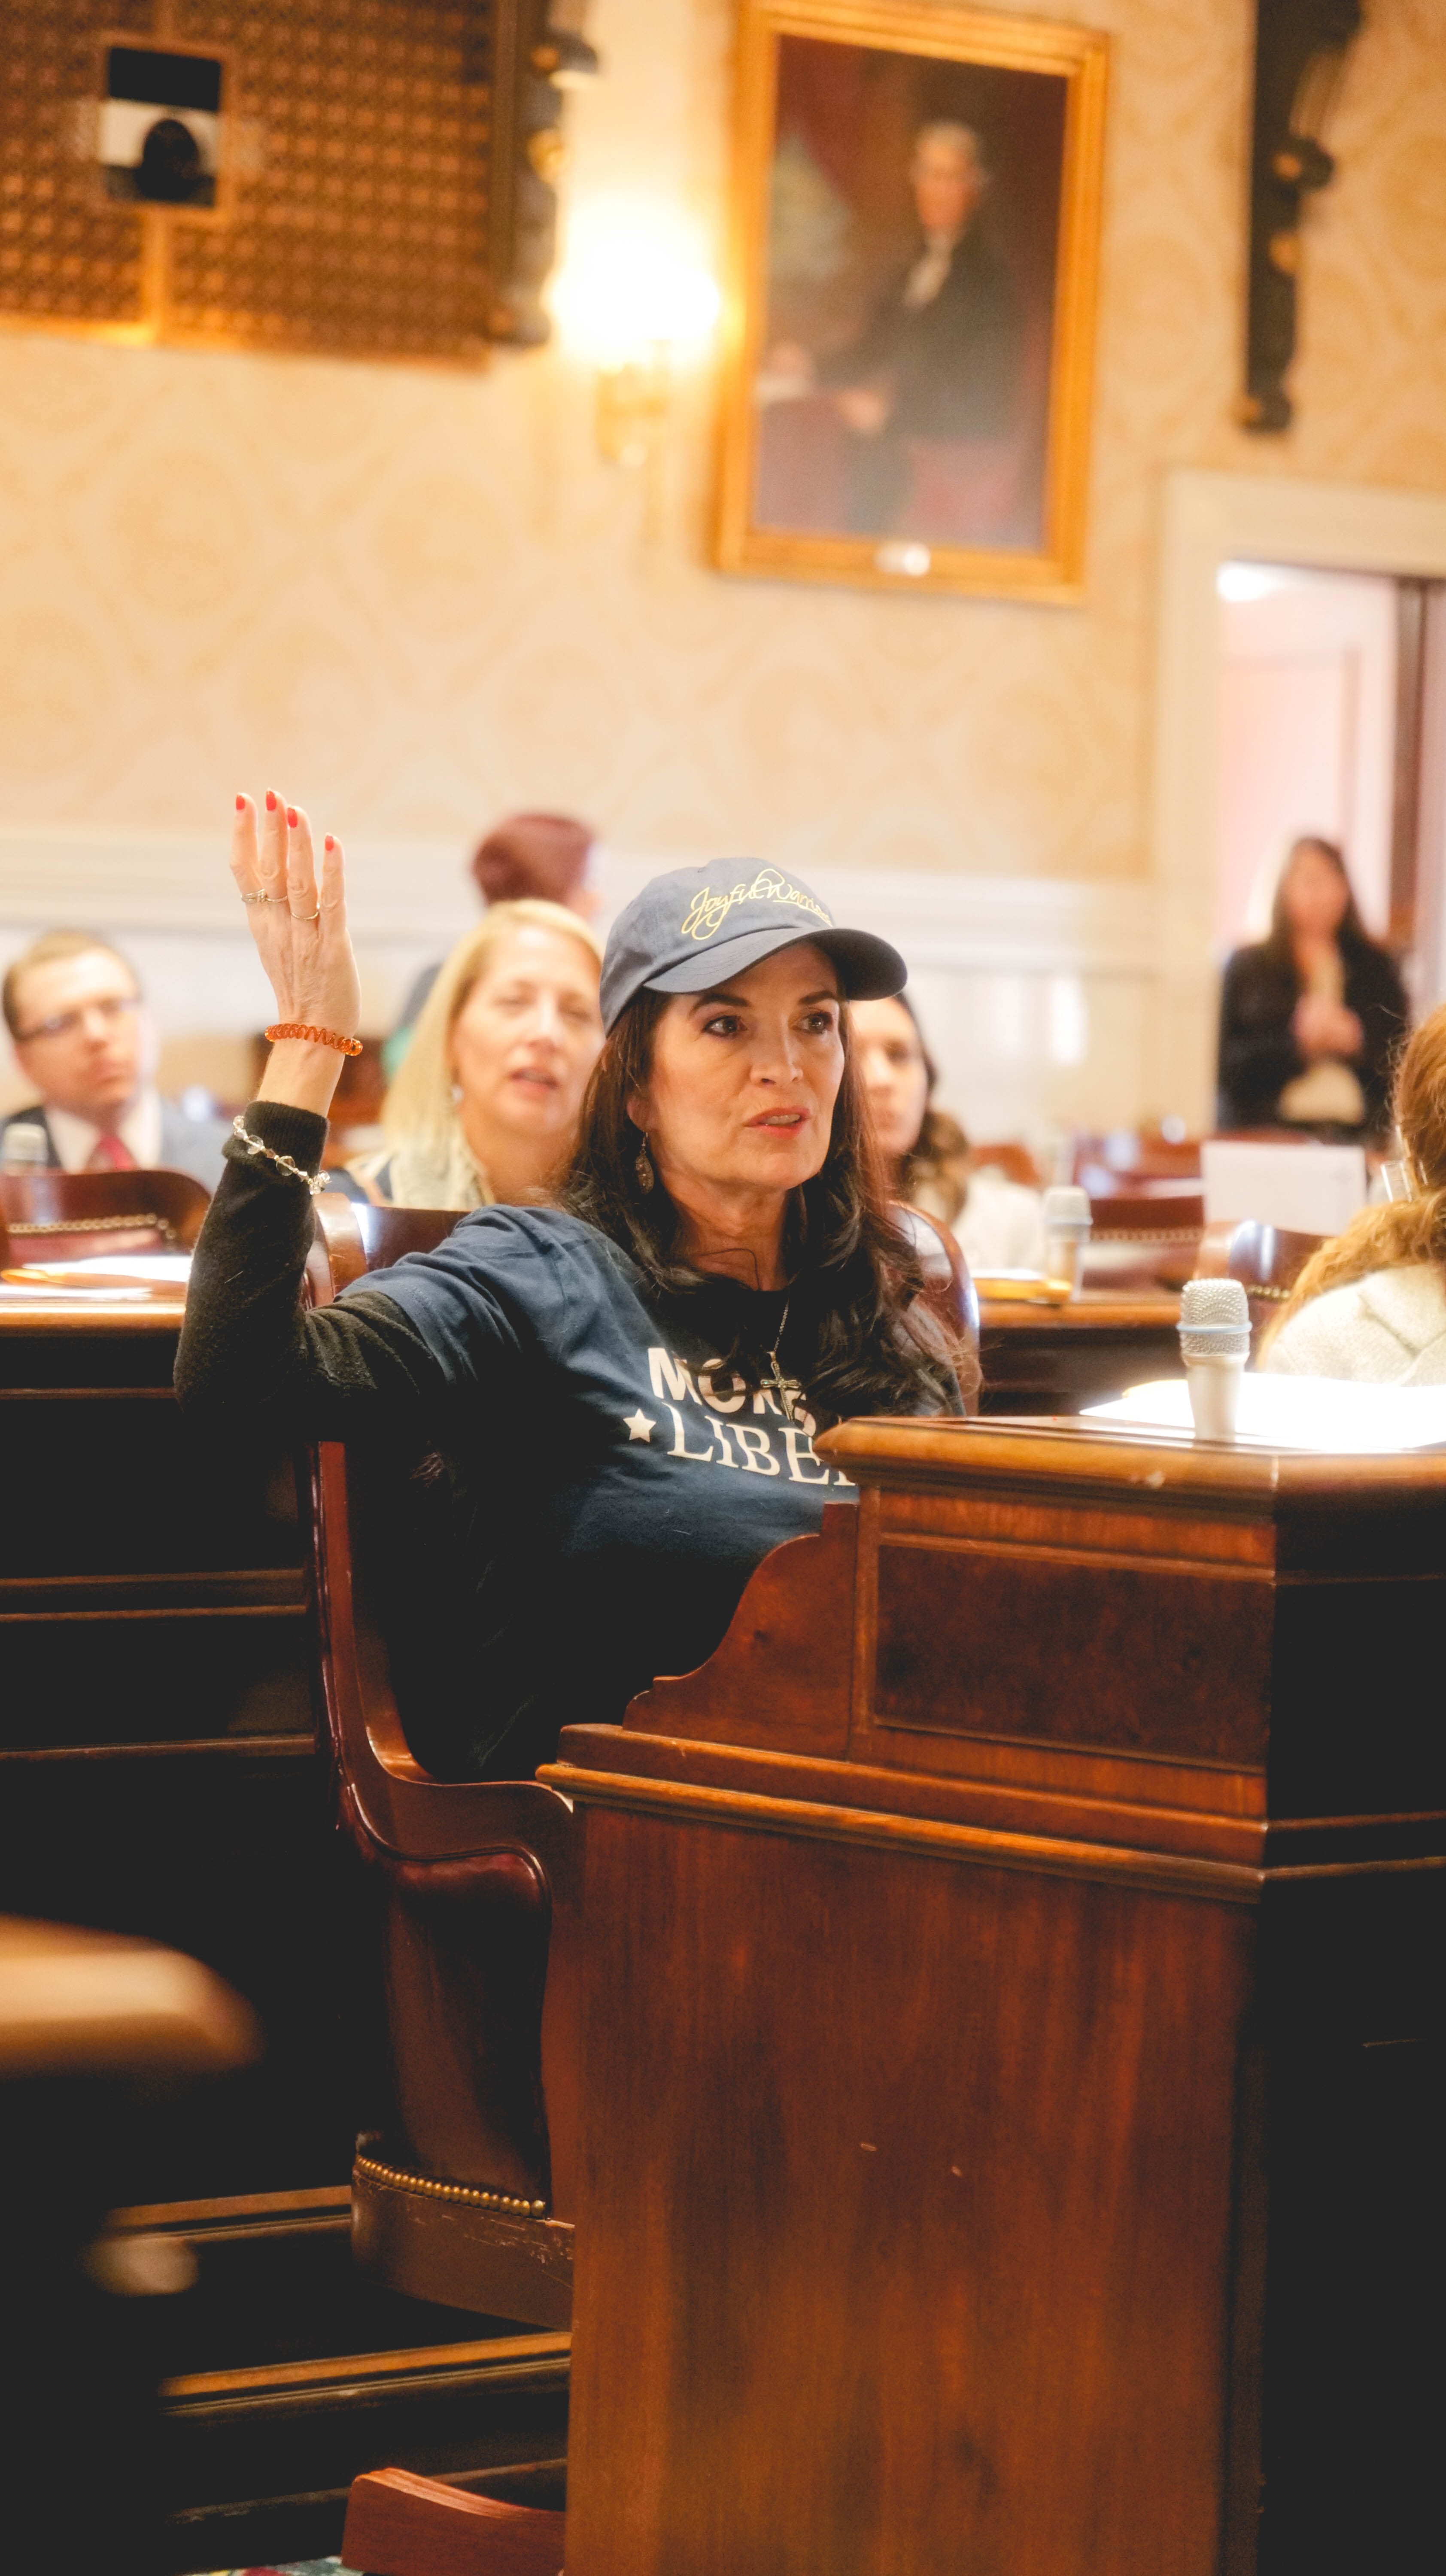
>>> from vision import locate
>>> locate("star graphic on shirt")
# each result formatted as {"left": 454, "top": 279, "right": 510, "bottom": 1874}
{"left": 623, "top": 1408, "right": 655, "bottom": 1443}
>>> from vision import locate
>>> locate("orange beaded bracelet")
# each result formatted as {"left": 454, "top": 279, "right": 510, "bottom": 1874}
{"left": 265, "top": 1021, "right": 363, "bottom": 1057}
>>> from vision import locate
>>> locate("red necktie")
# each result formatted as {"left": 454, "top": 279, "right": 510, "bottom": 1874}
{"left": 87, "top": 1132, "right": 137, "bottom": 1172}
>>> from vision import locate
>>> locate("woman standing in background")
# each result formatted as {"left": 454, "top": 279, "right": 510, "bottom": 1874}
{"left": 1216, "top": 836, "right": 1407, "bottom": 1136}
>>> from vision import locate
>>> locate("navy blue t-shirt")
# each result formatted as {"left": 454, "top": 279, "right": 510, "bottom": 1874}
{"left": 178, "top": 1118, "right": 955, "bottom": 1779}
{"left": 356, "top": 1206, "right": 876, "bottom": 1772}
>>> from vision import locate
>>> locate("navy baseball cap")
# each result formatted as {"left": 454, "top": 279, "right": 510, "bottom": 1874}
{"left": 600, "top": 861, "right": 906, "bottom": 1031}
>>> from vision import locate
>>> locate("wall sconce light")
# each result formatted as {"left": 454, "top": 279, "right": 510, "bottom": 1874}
{"left": 531, "top": 0, "right": 601, "bottom": 90}
{"left": 550, "top": 198, "right": 721, "bottom": 468}
{"left": 531, "top": 27, "right": 601, "bottom": 88}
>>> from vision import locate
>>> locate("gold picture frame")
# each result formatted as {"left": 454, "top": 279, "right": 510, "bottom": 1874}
{"left": 714, "top": 1, "right": 1109, "bottom": 602}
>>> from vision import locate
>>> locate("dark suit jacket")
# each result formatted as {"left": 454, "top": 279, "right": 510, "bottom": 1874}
{"left": 1215, "top": 938, "right": 1408, "bottom": 1136}
{"left": 0, "top": 1097, "right": 231, "bottom": 1190}
{"left": 820, "top": 224, "right": 1024, "bottom": 442}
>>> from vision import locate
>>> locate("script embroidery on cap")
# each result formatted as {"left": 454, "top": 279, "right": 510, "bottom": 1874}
{"left": 680, "top": 867, "right": 834, "bottom": 944}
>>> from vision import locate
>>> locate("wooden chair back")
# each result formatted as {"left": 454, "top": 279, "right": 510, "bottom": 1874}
{"left": 893, "top": 1203, "right": 979, "bottom": 1404}
{"left": 0, "top": 1167, "right": 210, "bottom": 1267}
{"left": 307, "top": 1193, "right": 462, "bottom": 1297}
{"left": 1072, "top": 1127, "right": 1203, "bottom": 1188}
{"left": 305, "top": 1193, "right": 580, "bottom": 2327}
{"left": 1083, "top": 1191, "right": 1206, "bottom": 1291}
{"left": 1194, "top": 1218, "right": 1326, "bottom": 1332}
{"left": 302, "top": 1190, "right": 975, "bottom": 2318}
{"left": 1087, "top": 1190, "right": 1206, "bottom": 1233}
{"left": 971, "top": 1140, "right": 1044, "bottom": 1190}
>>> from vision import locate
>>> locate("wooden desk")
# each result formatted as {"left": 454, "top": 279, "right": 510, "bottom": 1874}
{"left": 0, "top": 1277, "right": 309, "bottom": 1759}
{"left": 0, "top": 1918, "right": 256, "bottom": 2573}
{"left": 0, "top": 1277, "right": 574, "bottom": 2553}
{"left": 0, "top": 1277, "right": 368, "bottom": 2200}
{"left": 545, "top": 1416, "right": 1444, "bottom": 2574}
{"left": 979, "top": 1288, "right": 1182, "bottom": 1413}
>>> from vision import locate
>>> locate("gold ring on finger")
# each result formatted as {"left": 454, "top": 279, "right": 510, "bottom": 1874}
{"left": 294, "top": 905, "right": 321, "bottom": 922}
{"left": 263, "top": 893, "right": 289, "bottom": 905}
{"left": 240, "top": 890, "right": 268, "bottom": 905}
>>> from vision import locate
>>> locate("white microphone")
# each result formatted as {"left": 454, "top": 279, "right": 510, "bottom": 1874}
{"left": 1042, "top": 1184, "right": 1091, "bottom": 1298}
{"left": 1178, "top": 1277, "right": 1251, "bottom": 1441}
{"left": 0, "top": 1121, "right": 49, "bottom": 1174}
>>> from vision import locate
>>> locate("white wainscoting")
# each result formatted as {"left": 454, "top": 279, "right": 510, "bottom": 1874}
{"left": 0, "top": 827, "right": 1163, "bottom": 1142}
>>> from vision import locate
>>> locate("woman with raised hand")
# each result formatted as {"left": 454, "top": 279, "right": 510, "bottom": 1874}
{"left": 178, "top": 800, "right": 972, "bottom": 1777}
{"left": 349, "top": 903, "right": 604, "bottom": 1209}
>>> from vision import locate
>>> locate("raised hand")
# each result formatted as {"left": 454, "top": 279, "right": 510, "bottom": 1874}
{"left": 232, "top": 790, "right": 363, "bottom": 1116}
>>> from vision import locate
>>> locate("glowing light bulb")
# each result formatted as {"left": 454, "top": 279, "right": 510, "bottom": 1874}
{"left": 550, "top": 196, "right": 721, "bottom": 370}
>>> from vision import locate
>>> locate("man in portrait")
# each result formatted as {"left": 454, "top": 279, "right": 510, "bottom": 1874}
{"left": 761, "top": 120, "right": 1027, "bottom": 541}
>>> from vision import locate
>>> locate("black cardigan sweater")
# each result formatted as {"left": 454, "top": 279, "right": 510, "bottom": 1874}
{"left": 176, "top": 1103, "right": 952, "bottom": 1778}
{"left": 1215, "top": 937, "right": 1408, "bottom": 1135}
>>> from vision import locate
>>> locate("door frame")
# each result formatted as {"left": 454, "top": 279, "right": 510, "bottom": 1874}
{"left": 1150, "top": 469, "right": 1446, "bottom": 1126}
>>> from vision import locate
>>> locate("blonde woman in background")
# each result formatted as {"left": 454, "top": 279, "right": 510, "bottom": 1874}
{"left": 352, "top": 900, "right": 604, "bottom": 1209}
{"left": 1263, "top": 1002, "right": 1446, "bottom": 1382}
{"left": 851, "top": 992, "right": 1045, "bottom": 1274}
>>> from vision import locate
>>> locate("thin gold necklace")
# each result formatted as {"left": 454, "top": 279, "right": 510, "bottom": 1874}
{"left": 766, "top": 1296, "right": 800, "bottom": 1425}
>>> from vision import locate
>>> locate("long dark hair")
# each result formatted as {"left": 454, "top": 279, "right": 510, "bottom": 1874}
{"left": 1263, "top": 836, "right": 1375, "bottom": 973}
{"left": 890, "top": 992, "right": 972, "bottom": 1223}
{"left": 561, "top": 987, "right": 976, "bottom": 1418}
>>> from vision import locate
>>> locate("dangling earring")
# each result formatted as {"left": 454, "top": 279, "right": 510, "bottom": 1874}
{"left": 635, "top": 1133, "right": 655, "bottom": 1194}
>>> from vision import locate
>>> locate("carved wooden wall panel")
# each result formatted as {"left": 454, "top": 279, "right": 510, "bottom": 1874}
{"left": 0, "top": 0, "right": 551, "bottom": 363}
{"left": 0, "top": 2, "right": 153, "bottom": 335}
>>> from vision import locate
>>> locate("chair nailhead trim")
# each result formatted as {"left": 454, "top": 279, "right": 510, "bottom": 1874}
{"left": 8, "top": 1213, "right": 178, "bottom": 1240}
{"left": 354, "top": 2150, "right": 547, "bottom": 2218}
{"left": 1091, "top": 1227, "right": 1203, "bottom": 1246}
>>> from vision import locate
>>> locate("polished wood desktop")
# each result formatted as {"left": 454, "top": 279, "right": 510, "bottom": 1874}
{"left": 978, "top": 1287, "right": 1182, "bottom": 1413}
{"left": 544, "top": 1413, "right": 1443, "bottom": 2575}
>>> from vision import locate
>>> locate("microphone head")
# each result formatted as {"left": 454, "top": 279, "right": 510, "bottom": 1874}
{"left": 1, "top": 1122, "right": 49, "bottom": 1171}
{"left": 1180, "top": 1277, "right": 1249, "bottom": 1327}
{"left": 1042, "top": 1184, "right": 1091, "bottom": 1232}
{"left": 1179, "top": 1274, "right": 1250, "bottom": 1361}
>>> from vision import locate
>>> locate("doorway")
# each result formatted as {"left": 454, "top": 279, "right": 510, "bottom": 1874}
{"left": 1214, "top": 561, "right": 1446, "bottom": 997}
{"left": 1151, "top": 471, "right": 1446, "bottom": 1129}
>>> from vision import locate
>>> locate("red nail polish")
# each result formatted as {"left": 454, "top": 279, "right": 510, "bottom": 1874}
{"left": 324, "top": 835, "right": 334, "bottom": 852}
{"left": 236, "top": 793, "right": 246, "bottom": 811}
{"left": 286, "top": 807, "right": 298, "bottom": 828}
{"left": 264, "top": 790, "right": 276, "bottom": 811}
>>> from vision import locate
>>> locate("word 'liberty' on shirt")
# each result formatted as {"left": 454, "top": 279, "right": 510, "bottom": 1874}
{"left": 632, "top": 1346, "right": 853, "bottom": 1485}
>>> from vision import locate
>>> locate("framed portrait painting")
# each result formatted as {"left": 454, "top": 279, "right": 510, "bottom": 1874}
{"left": 714, "top": 3, "right": 1109, "bottom": 601}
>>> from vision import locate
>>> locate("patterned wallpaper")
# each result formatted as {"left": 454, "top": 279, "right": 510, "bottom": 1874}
{"left": 0, "top": 0, "right": 1443, "bottom": 1123}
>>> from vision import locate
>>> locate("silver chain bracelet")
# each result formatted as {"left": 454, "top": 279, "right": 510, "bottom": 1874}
{"left": 9, "top": 1212, "right": 179, "bottom": 1240}
{"left": 231, "top": 1114, "right": 328, "bottom": 1196}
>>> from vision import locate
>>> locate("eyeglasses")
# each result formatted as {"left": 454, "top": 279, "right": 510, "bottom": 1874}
{"left": 15, "top": 994, "right": 141, "bottom": 1045}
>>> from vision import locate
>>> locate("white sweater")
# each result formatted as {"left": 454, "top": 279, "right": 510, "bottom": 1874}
{"left": 1261, "top": 1262, "right": 1446, "bottom": 1384}
{"left": 947, "top": 1167, "right": 1047, "bottom": 1277}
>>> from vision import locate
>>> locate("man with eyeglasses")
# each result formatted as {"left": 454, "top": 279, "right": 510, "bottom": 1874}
{"left": 1, "top": 931, "right": 230, "bottom": 1187}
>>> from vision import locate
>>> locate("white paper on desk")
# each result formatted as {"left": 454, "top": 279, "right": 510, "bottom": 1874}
{"left": 0, "top": 1280, "right": 154, "bottom": 1302}
{"left": 11, "top": 1254, "right": 192, "bottom": 1283}
{"left": 1086, "top": 1375, "right": 1446, "bottom": 1453}
{"left": 1201, "top": 1139, "right": 1367, "bottom": 1236}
